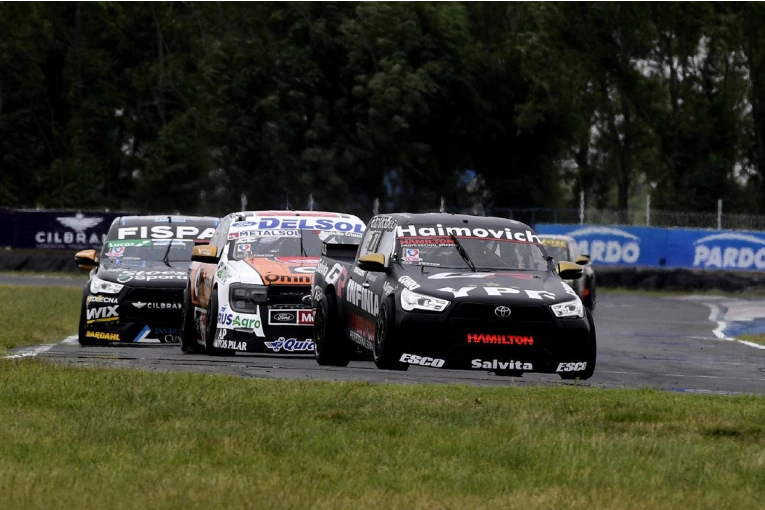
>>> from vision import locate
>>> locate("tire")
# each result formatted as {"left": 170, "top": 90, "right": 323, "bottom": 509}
{"left": 181, "top": 288, "right": 203, "bottom": 354}
{"left": 373, "top": 297, "right": 408, "bottom": 371}
{"left": 582, "top": 277, "right": 596, "bottom": 311}
{"left": 559, "top": 308, "right": 597, "bottom": 380}
{"left": 314, "top": 292, "right": 350, "bottom": 366}
{"left": 78, "top": 289, "right": 105, "bottom": 346}
{"left": 204, "top": 292, "right": 230, "bottom": 356}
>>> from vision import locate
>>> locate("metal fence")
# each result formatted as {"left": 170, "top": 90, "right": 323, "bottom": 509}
{"left": 461, "top": 207, "right": 765, "bottom": 231}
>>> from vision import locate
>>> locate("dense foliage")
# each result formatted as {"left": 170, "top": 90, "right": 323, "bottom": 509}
{"left": 1, "top": 2, "right": 764, "bottom": 219}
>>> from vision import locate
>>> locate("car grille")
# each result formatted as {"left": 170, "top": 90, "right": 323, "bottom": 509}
{"left": 121, "top": 287, "right": 184, "bottom": 321}
{"left": 450, "top": 302, "right": 549, "bottom": 322}
{"left": 267, "top": 285, "right": 311, "bottom": 306}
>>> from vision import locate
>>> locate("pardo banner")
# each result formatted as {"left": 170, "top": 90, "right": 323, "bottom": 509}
{"left": 535, "top": 224, "right": 765, "bottom": 271}
{"left": 15, "top": 210, "right": 125, "bottom": 250}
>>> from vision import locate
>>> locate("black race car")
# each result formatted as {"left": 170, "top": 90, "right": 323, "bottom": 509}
{"left": 311, "top": 213, "right": 596, "bottom": 379}
{"left": 74, "top": 215, "right": 219, "bottom": 345}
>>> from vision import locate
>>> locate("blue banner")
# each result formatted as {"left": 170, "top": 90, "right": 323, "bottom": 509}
{"left": 535, "top": 224, "right": 765, "bottom": 271}
{"left": 13, "top": 210, "right": 126, "bottom": 250}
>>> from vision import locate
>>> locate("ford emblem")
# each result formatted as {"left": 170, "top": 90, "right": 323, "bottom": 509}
{"left": 494, "top": 306, "right": 512, "bottom": 318}
{"left": 302, "top": 295, "right": 312, "bottom": 305}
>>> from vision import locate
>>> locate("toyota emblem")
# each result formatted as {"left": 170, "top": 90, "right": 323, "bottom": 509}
{"left": 494, "top": 306, "right": 512, "bottom": 318}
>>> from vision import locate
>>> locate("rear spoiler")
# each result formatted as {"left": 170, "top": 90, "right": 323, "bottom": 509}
{"left": 322, "top": 241, "right": 359, "bottom": 259}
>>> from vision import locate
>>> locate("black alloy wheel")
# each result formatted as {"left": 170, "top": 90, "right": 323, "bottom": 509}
{"left": 559, "top": 308, "right": 597, "bottom": 380}
{"left": 78, "top": 289, "right": 105, "bottom": 346}
{"left": 373, "top": 297, "right": 408, "bottom": 371}
{"left": 314, "top": 292, "right": 350, "bottom": 367}
{"left": 204, "top": 292, "right": 229, "bottom": 356}
{"left": 181, "top": 287, "right": 203, "bottom": 354}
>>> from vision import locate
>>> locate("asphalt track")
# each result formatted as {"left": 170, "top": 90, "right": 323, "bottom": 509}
{"left": 6, "top": 274, "right": 765, "bottom": 394}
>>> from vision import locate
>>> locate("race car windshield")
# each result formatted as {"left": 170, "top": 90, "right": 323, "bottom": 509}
{"left": 542, "top": 245, "right": 570, "bottom": 264}
{"left": 101, "top": 239, "right": 195, "bottom": 264}
{"left": 398, "top": 236, "right": 549, "bottom": 271}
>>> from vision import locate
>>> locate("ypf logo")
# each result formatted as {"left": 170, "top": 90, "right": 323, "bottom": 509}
{"left": 693, "top": 233, "right": 765, "bottom": 270}
{"left": 565, "top": 227, "right": 640, "bottom": 265}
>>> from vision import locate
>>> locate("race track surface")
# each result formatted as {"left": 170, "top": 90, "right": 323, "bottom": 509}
{"left": 15, "top": 293, "right": 765, "bottom": 394}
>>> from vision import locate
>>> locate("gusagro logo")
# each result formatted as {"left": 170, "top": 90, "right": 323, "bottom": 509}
{"left": 565, "top": 227, "right": 640, "bottom": 265}
{"left": 693, "top": 233, "right": 765, "bottom": 269}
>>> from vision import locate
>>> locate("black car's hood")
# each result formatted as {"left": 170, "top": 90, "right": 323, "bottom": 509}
{"left": 405, "top": 268, "right": 579, "bottom": 305}
{"left": 96, "top": 260, "right": 190, "bottom": 287}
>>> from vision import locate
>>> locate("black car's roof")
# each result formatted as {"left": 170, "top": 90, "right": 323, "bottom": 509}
{"left": 112, "top": 215, "right": 219, "bottom": 227}
{"left": 382, "top": 213, "right": 532, "bottom": 231}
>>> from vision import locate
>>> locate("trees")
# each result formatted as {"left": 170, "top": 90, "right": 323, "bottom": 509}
{"left": 0, "top": 3, "right": 764, "bottom": 219}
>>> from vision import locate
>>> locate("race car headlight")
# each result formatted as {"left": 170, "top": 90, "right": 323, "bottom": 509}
{"left": 400, "top": 288, "right": 450, "bottom": 312}
{"left": 229, "top": 284, "right": 268, "bottom": 312}
{"left": 90, "top": 276, "right": 124, "bottom": 295}
{"left": 550, "top": 299, "right": 585, "bottom": 318}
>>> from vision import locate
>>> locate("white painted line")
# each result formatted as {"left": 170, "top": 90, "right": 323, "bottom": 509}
{"left": 4, "top": 335, "right": 79, "bottom": 359}
{"left": 698, "top": 301, "right": 765, "bottom": 350}
{"left": 4, "top": 344, "right": 56, "bottom": 359}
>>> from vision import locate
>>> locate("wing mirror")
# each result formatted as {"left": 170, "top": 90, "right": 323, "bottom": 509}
{"left": 575, "top": 255, "right": 590, "bottom": 266}
{"left": 74, "top": 249, "right": 98, "bottom": 273}
{"left": 357, "top": 253, "right": 386, "bottom": 272}
{"left": 191, "top": 244, "right": 220, "bottom": 264}
{"left": 557, "top": 260, "right": 583, "bottom": 280}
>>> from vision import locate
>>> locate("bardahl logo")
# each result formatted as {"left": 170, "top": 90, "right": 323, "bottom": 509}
{"left": 564, "top": 226, "right": 640, "bottom": 264}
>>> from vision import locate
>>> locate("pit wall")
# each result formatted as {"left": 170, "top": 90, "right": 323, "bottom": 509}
{"left": 536, "top": 224, "right": 765, "bottom": 271}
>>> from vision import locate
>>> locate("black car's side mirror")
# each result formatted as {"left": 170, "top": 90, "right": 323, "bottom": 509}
{"left": 558, "top": 261, "right": 583, "bottom": 280}
{"left": 74, "top": 249, "right": 98, "bottom": 273}
{"left": 357, "top": 253, "right": 386, "bottom": 272}
{"left": 575, "top": 255, "right": 590, "bottom": 266}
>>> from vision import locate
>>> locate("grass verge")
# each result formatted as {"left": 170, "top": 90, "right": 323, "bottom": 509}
{"left": 737, "top": 334, "right": 765, "bottom": 346}
{"left": 1, "top": 359, "right": 765, "bottom": 510}
{"left": 0, "top": 285, "right": 81, "bottom": 352}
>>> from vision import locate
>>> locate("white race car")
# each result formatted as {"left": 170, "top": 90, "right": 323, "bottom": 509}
{"left": 182, "top": 210, "right": 365, "bottom": 355}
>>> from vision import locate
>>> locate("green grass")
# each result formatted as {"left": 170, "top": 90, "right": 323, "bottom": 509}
{"left": 0, "top": 285, "right": 81, "bottom": 352}
{"left": 0, "top": 270, "right": 88, "bottom": 279}
{"left": 738, "top": 334, "right": 765, "bottom": 346}
{"left": 1, "top": 360, "right": 765, "bottom": 510}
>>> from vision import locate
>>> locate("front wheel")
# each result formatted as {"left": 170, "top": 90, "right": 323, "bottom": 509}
{"left": 314, "top": 293, "right": 350, "bottom": 367}
{"left": 373, "top": 297, "right": 408, "bottom": 371}
{"left": 78, "top": 290, "right": 104, "bottom": 346}
{"left": 204, "top": 292, "right": 230, "bottom": 357}
{"left": 559, "top": 309, "right": 597, "bottom": 380}
{"left": 181, "top": 288, "right": 203, "bottom": 354}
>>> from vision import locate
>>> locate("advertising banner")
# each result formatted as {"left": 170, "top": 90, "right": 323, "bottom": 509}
{"left": 536, "top": 224, "right": 765, "bottom": 271}
{"left": 14, "top": 210, "right": 125, "bottom": 250}
{"left": 0, "top": 209, "right": 13, "bottom": 247}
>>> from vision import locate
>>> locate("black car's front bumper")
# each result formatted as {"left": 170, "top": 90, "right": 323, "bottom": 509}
{"left": 83, "top": 286, "right": 184, "bottom": 343}
{"left": 394, "top": 300, "right": 593, "bottom": 373}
